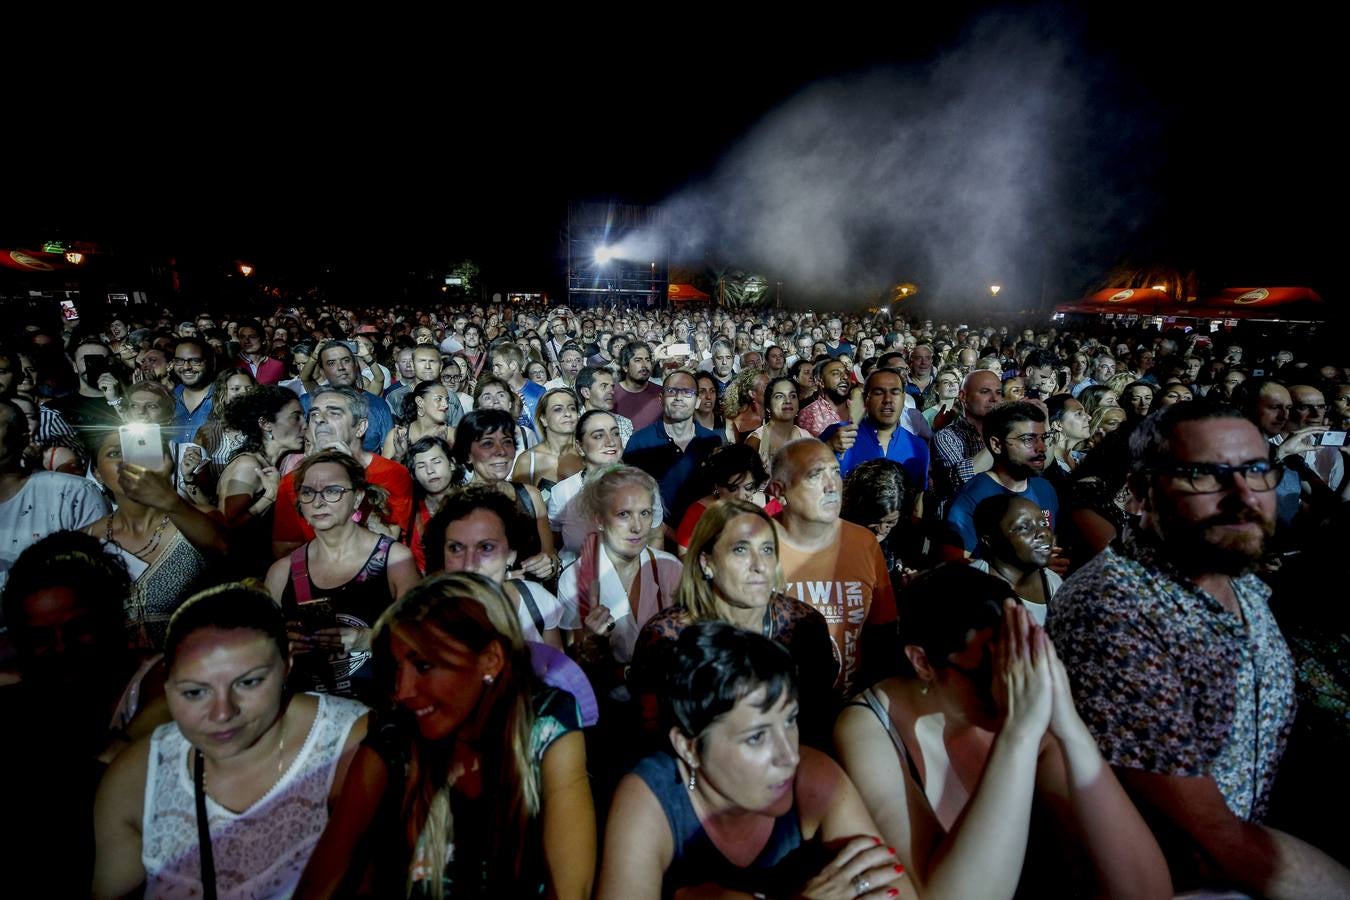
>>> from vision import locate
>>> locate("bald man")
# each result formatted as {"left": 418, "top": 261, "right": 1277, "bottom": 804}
{"left": 932, "top": 369, "right": 1001, "bottom": 505}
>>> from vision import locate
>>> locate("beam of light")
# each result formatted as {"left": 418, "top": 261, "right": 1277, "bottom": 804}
{"left": 594, "top": 246, "right": 613, "bottom": 264}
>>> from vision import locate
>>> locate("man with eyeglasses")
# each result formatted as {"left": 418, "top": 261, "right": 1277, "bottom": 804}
{"left": 622, "top": 370, "right": 724, "bottom": 524}
{"left": 170, "top": 336, "right": 216, "bottom": 440}
{"left": 943, "top": 401, "right": 1058, "bottom": 559}
{"left": 1048, "top": 403, "right": 1349, "bottom": 896}
{"left": 271, "top": 385, "right": 413, "bottom": 559}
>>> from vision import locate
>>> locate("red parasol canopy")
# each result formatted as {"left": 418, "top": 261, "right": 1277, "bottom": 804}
{"left": 668, "top": 283, "right": 710, "bottom": 303}
{"left": 1055, "top": 287, "right": 1174, "bottom": 315}
{"left": 1184, "top": 287, "right": 1326, "bottom": 320}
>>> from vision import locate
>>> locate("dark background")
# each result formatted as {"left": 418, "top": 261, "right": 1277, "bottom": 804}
{"left": 2, "top": 6, "right": 1339, "bottom": 310}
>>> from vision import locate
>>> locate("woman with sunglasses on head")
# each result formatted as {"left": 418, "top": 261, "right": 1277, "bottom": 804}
{"left": 834, "top": 565, "right": 1169, "bottom": 900}
{"left": 512, "top": 386, "right": 583, "bottom": 501}
{"left": 264, "top": 450, "right": 420, "bottom": 704}
{"left": 93, "top": 583, "right": 369, "bottom": 900}
{"left": 601, "top": 623, "right": 911, "bottom": 900}
{"left": 295, "top": 572, "right": 595, "bottom": 900}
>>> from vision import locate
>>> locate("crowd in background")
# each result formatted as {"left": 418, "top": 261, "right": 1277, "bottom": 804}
{"left": 1, "top": 297, "right": 1348, "bottom": 898}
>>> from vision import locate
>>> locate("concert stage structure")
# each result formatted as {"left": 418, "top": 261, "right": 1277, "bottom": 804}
{"left": 566, "top": 202, "right": 668, "bottom": 309}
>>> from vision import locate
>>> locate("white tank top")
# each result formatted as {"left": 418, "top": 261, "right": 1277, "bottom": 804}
{"left": 140, "top": 693, "right": 366, "bottom": 899}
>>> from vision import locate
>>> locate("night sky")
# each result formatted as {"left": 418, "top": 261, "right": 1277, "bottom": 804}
{"left": 4, "top": 6, "right": 1339, "bottom": 309}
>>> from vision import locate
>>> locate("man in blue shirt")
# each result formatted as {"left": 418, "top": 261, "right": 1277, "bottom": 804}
{"left": 299, "top": 340, "right": 394, "bottom": 453}
{"left": 944, "top": 401, "right": 1059, "bottom": 556}
{"left": 623, "top": 369, "right": 724, "bottom": 522}
{"left": 491, "top": 342, "right": 545, "bottom": 429}
{"left": 171, "top": 337, "right": 215, "bottom": 442}
{"left": 838, "top": 368, "right": 930, "bottom": 491}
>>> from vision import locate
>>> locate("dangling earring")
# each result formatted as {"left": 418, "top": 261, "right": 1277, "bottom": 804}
{"left": 702, "top": 569, "right": 713, "bottom": 581}
{"left": 687, "top": 768, "right": 697, "bottom": 791}
{"left": 920, "top": 680, "right": 930, "bottom": 695}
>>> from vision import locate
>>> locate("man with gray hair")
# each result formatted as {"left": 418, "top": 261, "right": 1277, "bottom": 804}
{"left": 270, "top": 384, "right": 413, "bottom": 558}
{"left": 298, "top": 339, "right": 395, "bottom": 453}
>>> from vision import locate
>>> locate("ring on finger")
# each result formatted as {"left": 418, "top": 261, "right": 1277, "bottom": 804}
{"left": 851, "top": 874, "right": 871, "bottom": 896}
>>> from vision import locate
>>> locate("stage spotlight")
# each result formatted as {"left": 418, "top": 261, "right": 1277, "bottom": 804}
{"left": 594, "top": 246, "right": 613, "bottom": 264}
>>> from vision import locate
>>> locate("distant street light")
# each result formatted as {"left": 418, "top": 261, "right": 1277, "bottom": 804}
{"left": 989, "top": 284, "right": 1002, "bottom": 297}
{"left": 64, "top": 252, "right": 85, "bottom": 265}
{"left": 238, "top": 263, "right": 255, "bottom": 277}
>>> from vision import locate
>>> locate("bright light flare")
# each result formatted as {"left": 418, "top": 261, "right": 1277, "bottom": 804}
{"left": 594, "top": 246, "right": 614, "bottom": 264}
{"left": 989, "top": 284, "right": 1002, "bottom": 296}
{"left": 64, "top": 251, "right": 85, "bottom": 265}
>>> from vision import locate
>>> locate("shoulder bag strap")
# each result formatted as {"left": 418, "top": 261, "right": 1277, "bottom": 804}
{"left": 193, "top": 749, "right": 218, "bottom": 900}
{"left": 289, "top": 545, "right": 313, "bottom": 606}
{"left": 509, "top": 578, "right": 546, "bottom": 637}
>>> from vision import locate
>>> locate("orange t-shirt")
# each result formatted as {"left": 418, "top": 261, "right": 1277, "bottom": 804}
{"left": 777, "top": 519, "right": 895, "bottom": 694}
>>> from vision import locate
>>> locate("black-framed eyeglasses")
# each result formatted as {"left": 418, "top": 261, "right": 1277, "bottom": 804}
{"left": 298, "top": 485, "right": 356, "bottom": 504}
{"left": 173, "top": 357, "right": 205, "bottom": 367}
{"left": 1149, "top": 460, "right": 1284, "bottom": 494}
{"left": 1008, "top": 432, "right": 1048, "bottom": 448}
{"left": 663, "top": 387, "right": 696, "bottom": 398}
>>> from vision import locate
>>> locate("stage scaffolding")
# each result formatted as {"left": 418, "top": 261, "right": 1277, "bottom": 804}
{"left": 566, "top": 202, "right": 668, "bottom": 310}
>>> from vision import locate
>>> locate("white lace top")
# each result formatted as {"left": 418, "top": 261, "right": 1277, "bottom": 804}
{"left": 140, "top": 693, "right": 366, "bottom": 899}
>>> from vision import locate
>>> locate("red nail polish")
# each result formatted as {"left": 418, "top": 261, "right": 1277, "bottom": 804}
{"left": 888, "top": 890, "right": 899, "bottom": 898}
{"left": 872, "top": 836, "right": 882, "bottom": 845}
{"left": 887, "top": 846, "right": 896, "bottom": 855}
{"left": 894, "top": 864, "right": 905, "bottom": 873}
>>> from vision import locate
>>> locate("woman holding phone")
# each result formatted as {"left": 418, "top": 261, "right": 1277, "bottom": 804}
{"left": 83, "top": 426, "right": 228, "bottom": 651}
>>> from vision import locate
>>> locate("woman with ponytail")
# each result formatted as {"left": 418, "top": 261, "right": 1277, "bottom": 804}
{"left": 382, "top": 381, "right": 455, "bottom": 463}
{"left": 295, "top": 572, "right": 596, "bottom": 900}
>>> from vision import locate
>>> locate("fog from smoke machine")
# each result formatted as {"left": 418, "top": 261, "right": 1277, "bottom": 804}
{"left": 650, "top": 12, "right": 1152, "bottom": 307}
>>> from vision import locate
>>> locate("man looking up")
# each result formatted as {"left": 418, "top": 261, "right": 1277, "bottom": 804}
{"left": 299, "top": 340, "right": 395, "bottom": 453}
{"left": 943, "top": 401, "right": 1058, "bottom": 558}
{"left": 797, "top": 358, "right": 858, "bottom": 454}
{"left": 933, "top": 369, "right": 1001, "bottom": 503}
{"left": 545, "top": 342, "right": 585, "bottom": 391}
{"left": 271, "top": 385, "right": 413, "bottom": 558}
{"left": 1049, "top": 403, "right": 1350, "bottom": 897}
{"left": 575, "top": 366, "right": 634, "bottom": 446}
{"left": 622, "top": 369, "right": 723, "bottom": 522}
{"left": 612, "top": 340, "right": 664, "bottom": 431}
{"left": 839, "top": 368, "right": 929, "bottom": 490}
{"left": 771, "top": 438, "right": 895, "bottom": 695}
{"left": 490, "top": 342, "right": 544, "bottom": 428}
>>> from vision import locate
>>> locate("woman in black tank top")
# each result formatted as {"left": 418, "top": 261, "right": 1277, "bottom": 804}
{"left": 264, "top": 451, "right": 420, "bottom": 704}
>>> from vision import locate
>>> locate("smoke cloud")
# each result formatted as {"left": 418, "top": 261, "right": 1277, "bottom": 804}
{"left": 636, "top": 10, "right": 1155, "bottom": 311}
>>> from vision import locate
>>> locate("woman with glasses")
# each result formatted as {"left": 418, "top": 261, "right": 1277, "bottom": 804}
{"left": 264, "top": 450, "right": 419, "bottom": 703}
{"left": 674, "top": 443, "right": 777, "bottom": 557}
{"left": 440, "top": 354, "right": 475, "bottom": 411}
{"left": 834, "top": 566, "right": 1168, "bottom": 899}
{"left": 745, "top": 376, "right": 810, "bottom": 472}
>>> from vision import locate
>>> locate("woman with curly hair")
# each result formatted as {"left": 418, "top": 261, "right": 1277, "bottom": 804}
{"left": 721, "top": 367, "right": 770, "bottom": 444}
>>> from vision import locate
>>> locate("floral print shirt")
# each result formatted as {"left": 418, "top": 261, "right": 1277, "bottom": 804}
{"left": 1047, "top": 529, "right": 1296, "bottom": 821}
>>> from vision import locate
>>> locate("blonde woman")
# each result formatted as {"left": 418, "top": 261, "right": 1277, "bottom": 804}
{"left": 721, "top": 368, "right": 770, "bottom": 444}
{"left": 627, "top": 499, "right": 838, "bottom": 748}
{"left": 295, "top": 572, "right": 595, "bottom": 900}
{"left": 512, "top": 386, "right": 583, "bottom": 500}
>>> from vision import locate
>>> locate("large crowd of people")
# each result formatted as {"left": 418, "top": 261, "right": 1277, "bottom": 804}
{"left": 1, "top": 298, "right": 1348, "bottom": 898}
